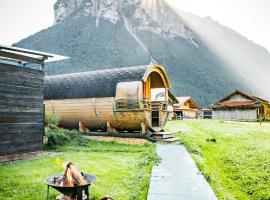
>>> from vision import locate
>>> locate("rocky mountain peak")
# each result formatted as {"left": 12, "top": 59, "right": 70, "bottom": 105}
{"left": 53, "top": 0, "right": 195, "bottom": 41}
{"left": 54, "top": 0, "right": 166, "bottom": 23}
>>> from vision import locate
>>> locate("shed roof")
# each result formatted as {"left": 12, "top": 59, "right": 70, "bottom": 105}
{"left": 168, "top": 90, "right": 179, "bottom": 104}
{"left": 44, "top": 62, "right": 170, "bottom": 100}
{"left": 176, "top": 97, "right": 191, "bottom": 106}
{"left": 0, "top": 44, "right": 68, "bottom": 69}
{"left": 175, "top": 96, "right": 199, "bottom": 109}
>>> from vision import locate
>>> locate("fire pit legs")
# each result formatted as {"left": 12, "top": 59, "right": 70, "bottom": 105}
{"left": 76, "top": 188, "right": 83, "bottom": 200}
{"left": 85, "top": 187, "right": 89, "bottom": 200}
{"left": 47, "top": 185, "right": 50, "bottom": 200}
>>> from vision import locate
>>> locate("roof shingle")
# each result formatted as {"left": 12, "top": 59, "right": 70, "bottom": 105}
{"left": 44, "top": 65, "right": 148, "bottom": 100}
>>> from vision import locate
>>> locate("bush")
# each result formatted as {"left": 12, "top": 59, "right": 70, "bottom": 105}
{"left": 45, "top": 113, "right": 60, "bottom": 127}
{"left": 45, "top": 127, "right": 86, "bottom": 148}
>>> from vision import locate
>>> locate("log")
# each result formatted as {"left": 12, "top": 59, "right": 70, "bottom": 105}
{"left": 59, "top": 162, "right": 86, "bottom": 187}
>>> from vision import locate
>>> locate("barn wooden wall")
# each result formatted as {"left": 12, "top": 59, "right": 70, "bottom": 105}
{"left": 0, "top": 63, "right": 44, "bottom": 156}
{"left": 212, "top": 109, "right": 257, "bottom": 121}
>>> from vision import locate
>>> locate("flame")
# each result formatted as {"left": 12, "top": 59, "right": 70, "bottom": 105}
{"left": 66, "top": 167, "right": 74, "bottom": 187}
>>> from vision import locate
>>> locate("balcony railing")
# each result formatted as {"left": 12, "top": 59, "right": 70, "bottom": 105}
{"left": 115, "top": 99, "right": 141, "bottom": 111}
{"left": 115, "top": 99, "right": 168, "bottom": 111}
{"left": 151, "top": 101, "right": 168, "bottom": 111}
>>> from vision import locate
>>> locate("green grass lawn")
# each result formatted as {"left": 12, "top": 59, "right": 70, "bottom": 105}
{"left": 0, "top": 139, "right": 157, "bottom": 200}
{"left": 166, "top": 120, "right": 270, "bottom": 200}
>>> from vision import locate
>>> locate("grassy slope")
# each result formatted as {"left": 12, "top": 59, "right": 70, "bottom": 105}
{"left": 0, "top": 139, "right": 157, "bottom": 200}
{"left": 166, "top": 120, "right": 270, "bottom": 200}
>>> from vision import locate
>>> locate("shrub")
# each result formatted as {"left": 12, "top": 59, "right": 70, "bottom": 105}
{"left": 45, "top": 127, "right": 86, "bottom": 148}
{"left": 45, "top": 113, "right": 60, "bottom": 127}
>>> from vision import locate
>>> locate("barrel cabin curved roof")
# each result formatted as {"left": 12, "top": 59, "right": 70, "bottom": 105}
{"left": 44, "top": 63, "right": 170, "bottom": 100}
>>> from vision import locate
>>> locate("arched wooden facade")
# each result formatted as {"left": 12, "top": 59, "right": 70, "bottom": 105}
{"left": 44, "top": 62, "right": 171, "bottom": 133}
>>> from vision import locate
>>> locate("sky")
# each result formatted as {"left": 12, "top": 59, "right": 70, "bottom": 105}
{"left": 0, "top": 0, "right": 270, "bottom": 51}
{"left": 166, "top": 0, "right": 270, "bottom": 52}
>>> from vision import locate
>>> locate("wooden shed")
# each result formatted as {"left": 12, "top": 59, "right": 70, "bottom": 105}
{"left": 211, "top": 90, "right": 270, "bottom": 121}
{"left": 173, "top": 97, "right": 200, "bottom": 119}
{"left": 44, "top": 62, "right": 172, "bottom": 133}
{"left": 0, "top": 45, "right": 61, "bottom": 160}
{"left": 200, "top": 108, "right": 212, "bottom": 119}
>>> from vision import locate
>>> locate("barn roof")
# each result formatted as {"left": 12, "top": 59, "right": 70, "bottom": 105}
{"left": 211, "top": 90, "right": 268, "bottom": 109}
{"left": 44, "top": 62, "right": 170, "bottom": 100}
{"left": 217, "top": 90, "right": 261, "bottom": 102}
{"left": 216, "top": 101, "right": 258, "bottom": 107}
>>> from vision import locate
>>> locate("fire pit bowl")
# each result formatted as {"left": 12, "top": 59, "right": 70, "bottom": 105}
{"left": 45, "top": 174, "right": 97, "bottom": 200}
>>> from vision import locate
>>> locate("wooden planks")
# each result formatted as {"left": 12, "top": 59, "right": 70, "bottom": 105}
{"left": 45, "top": 98, "right": 145, "bottom": 131}
{"left": 45, "top": 97, "right": 169, "bottom": 132}
{"left": 0, "top": 63, "right": 44, "bottom": 156}
{"left": 212, "top": 109, "right": 257, "bottom": 121}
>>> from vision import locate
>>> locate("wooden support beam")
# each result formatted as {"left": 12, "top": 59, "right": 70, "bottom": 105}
{"left": 107, "top": 121, "right": 119, "bottom": 134}
{"left": 141, "top": 122, "right": 147, "bottom": 134}
{"left": 79, "top": 121, "right": 90, "bottom": 133}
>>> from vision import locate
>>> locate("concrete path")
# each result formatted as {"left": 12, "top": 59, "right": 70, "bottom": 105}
{"left": 147, "top": 144, "right": 218, "bottom": 200}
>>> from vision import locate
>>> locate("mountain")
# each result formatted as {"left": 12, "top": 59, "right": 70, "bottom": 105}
{"left": 15, "top": 0, "right": 270, "bottom": 106}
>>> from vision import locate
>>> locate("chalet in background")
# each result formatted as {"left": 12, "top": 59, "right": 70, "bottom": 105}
{"left": 211, "top": 90, "right": 270, "bottom": 121}
{"left": 0, "top": 45, "right": 63, "bottom": 162}
{"left": 173, "top": 97, "right": 200, "bottom": 119}
{"left": 44, "top": 62, "right": 172, "bottom": 133}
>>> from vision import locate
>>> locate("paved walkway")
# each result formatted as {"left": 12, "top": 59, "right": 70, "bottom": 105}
{"left": 147, "top": 144, "right": 218, "bottom": 200}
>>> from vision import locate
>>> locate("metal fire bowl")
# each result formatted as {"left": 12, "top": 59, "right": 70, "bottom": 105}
{"left": 44, "top": 174, "right": 97, "bottom": 196}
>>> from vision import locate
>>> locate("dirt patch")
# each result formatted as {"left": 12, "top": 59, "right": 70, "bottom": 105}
{"left": 88, "top": 136, "right": 149, "bottom": 145}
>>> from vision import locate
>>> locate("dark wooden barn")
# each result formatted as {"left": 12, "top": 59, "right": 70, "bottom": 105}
{"left": 0, "top": 45, "right": 61, "bottom": 161}
{"left": 44, "top": 62, "right": 172, "bottom": 133}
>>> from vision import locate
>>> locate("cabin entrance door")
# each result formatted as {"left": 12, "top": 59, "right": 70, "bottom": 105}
{"left": 152, "top": 111, "right": 160, "bottom": 127}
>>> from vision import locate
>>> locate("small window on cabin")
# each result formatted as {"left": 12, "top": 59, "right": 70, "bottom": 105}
{"left": 151, "top": 88, "right": 166, "bottom": 101}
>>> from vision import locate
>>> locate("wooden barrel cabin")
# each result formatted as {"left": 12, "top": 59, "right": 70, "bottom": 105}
{"left": 44, "top": 62, "right": 171, "bottom": 133}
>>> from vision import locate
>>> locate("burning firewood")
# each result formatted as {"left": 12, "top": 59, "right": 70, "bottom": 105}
{"left": 45, "top": 161, "right": 97, "bottom": 200}
{"left": 58, "top": 162, "right": 87, "bottom": 187}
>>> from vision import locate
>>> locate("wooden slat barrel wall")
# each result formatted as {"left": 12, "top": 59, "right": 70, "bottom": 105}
{"left": 45, "top": 98, "right": 149, "bottom": 131}
{"left": 0, "top": 63, "right": 44, "bottom": 156}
